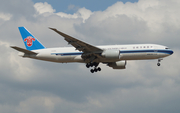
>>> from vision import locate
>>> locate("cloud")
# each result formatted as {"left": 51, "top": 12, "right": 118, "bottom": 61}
{"left": 0, "top": 13, "right": 12, "bottom": 21}
{"left": 68, "top": 4, "right": 80, "bottom": 11}
{"left": 0, "top": 0, "right": 180, "bottom": 113}
{"left": 33, "top": 2, "right": 92, "bottom": 23}
{"left": 34, "top": 2, "right": 55, "bottom": 15}
{"left": 73, "top": 0, "right": 180, "bottom": 46}
{"left": 55, "top": 7, "right": 93, "bottom": 23}
{"left": 16, "top": 96, "right": 56, "bottom": 113}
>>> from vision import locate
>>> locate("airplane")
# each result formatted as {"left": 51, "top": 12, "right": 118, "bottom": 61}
{"left": 11, "top": 27, "right": 174, "bottom": 73}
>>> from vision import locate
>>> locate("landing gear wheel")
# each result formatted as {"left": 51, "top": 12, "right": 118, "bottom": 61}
{"left": 97, "top": 67, "right": 101, "bottom": 71}
{"left": 90, "top": 69, "right": 94, "bottom": 73}
{"left": 157, "top": 59, "right": 163, "bottom": 66}
{"left": 86, "top": 64, "right": 90, "bottom": 68}
{"left": 94, "top": 68, "right": 98, "bottom": 72}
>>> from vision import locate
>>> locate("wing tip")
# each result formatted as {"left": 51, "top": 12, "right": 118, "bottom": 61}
{"left": 49, "top": 27, "right": 57, "bottom": 31}
{"left": 10, "top": 46, "right": 17, "bottom": 49}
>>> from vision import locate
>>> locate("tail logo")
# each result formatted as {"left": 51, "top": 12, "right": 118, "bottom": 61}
{"left": 24, "top": 36, "right": 35, "bottom": 47}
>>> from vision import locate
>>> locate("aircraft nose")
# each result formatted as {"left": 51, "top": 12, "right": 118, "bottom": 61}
{"left": 171, "top": 50, "right": 174, "bottom": 55}
{"left": 169, "top": 50, "right": 174, "bottom": 55}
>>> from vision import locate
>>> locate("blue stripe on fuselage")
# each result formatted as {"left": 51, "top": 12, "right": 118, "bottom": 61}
{"left": 51, "top": 52, "right": 83, "bottom": 56}
{"left": 121, "top": 49, "right": 173, "bottom": 55}
{"left": 51, "top": 49, "right": 173, "bottom": 56}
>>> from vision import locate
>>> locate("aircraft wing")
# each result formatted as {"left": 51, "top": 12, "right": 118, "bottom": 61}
{"left": 49, "top": 28, "right": 103, "bottom": 53}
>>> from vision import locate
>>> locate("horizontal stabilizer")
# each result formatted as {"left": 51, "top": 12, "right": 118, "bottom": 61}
{"left": 11, "top": 46, "right": 37, "bottom": 54}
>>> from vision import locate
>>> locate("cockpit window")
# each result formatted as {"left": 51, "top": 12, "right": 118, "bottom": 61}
{"left": 165, "top": 48, "right": 170, "bottom": 49}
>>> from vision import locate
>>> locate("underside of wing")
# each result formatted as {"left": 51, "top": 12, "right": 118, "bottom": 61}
{"left": 49, "top": 28, "right": 103, "bottom": 53}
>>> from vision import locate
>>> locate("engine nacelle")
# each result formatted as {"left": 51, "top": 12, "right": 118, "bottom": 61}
{"left": 101, "top": 50, "right": 120, "bottom": 59}
{"left": 108, "top": 61, "right": 126, "bottom": 69}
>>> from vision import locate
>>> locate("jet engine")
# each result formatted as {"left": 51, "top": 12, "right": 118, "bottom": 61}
{"left": 101, "top": 50, "right": 120, "bottom": 59}
{"left": 108, "top": 61, "right": 126, "bottom": 69}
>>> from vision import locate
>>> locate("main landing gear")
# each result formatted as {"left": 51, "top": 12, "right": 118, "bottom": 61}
{"left": 86, "top": 62, "right": 101, "bottom": 73}
{"left": 157, "top": 58, "right": 163, "bottom": 66}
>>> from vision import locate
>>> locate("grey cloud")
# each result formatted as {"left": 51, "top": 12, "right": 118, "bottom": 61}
{"left": 0, "top": 0, "right": 35, "bottom": 20}
{"left": 75, "top": 14, "right": 148, "bottom": 45}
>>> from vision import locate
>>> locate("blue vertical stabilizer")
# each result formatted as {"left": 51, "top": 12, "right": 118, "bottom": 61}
{"left": 18, "top": 27, "right": 46, "bottom": 50}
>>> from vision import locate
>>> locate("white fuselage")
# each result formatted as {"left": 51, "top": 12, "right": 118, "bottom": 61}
{"left": 20, "top": 44, "right": 173, "bottom": 63}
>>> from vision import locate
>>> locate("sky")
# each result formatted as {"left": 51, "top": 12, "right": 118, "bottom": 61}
{"left": 0, "top": 0, "right": 180, "bottom": 113}
{"left": 32, "top": 0, "right": 138, "bottom": 13}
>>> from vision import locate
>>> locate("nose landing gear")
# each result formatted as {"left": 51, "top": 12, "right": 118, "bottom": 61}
{"left": 157, "top": 59, "right": 163, "bottom": 66}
